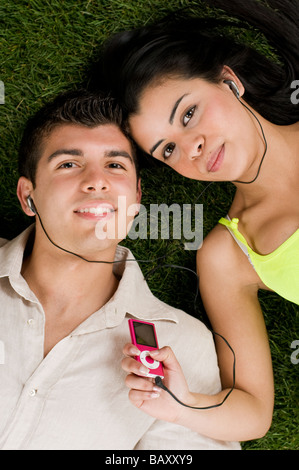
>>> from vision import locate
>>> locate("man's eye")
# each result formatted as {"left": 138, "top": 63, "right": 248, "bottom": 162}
{"left": 183, "top": 106, "right": 196, "bottom": 126}
{"left": 59, "top": 162, "right": 77, "bottom": 169}
{"left": 163, "top": 143, "right": 175, "bottom": 160}
{"left": 108, "top": 163, "right": 125, "bottom": 169}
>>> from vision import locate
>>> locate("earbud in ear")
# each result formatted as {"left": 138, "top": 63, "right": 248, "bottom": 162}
{"left": 223, "top": 80, "right": 240, "bottom": 99}
{"left": 26, "top": 196, "right": 37, "bottom": 214}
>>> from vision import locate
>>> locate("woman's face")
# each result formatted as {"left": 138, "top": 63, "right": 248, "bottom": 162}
{"left": 129, "top": 76, "right": 264, "bottom": 182}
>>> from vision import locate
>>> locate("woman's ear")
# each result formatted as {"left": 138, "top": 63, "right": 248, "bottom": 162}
{"left": 221, "top": 65, "right": 245, "bottom": 98}
{"left": 17, "top": 176, "right": 35, "bottom": 216}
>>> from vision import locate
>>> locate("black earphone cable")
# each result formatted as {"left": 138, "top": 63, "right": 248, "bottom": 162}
{"left": 29, "top": 140, "right": 258, "bottom": 413}
{"left": 150, "top": 101, "right": 267, "bottom": 408}
{"left": 34, "top": 204, "right": 236, "bottom": 410}
{"left": 30, "top": 94, "right": 267, "bottom": 410}
{"left": 232, "top": 98, "right": 268, "bottom": 185}
{"left": 155, "top": 331, "right": 236, "bottom": 410}
{"left": 35, "top": 209, "right": 173, "bottom": 265}
{"left": 24, "top": 84, "right": 267, "bottom": 412}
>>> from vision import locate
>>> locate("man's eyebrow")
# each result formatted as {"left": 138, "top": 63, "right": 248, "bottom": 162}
{"left": 149, "top": 93, "right": 189, "bottom": 156}
{"left": 104, "top": 150, "right": 133, "bottom": 164}
{"left": 47, "top": 148, "right": 83, "bottom": 163}
{"left": 47, "top": 148, "right": 134, "bottom": 164}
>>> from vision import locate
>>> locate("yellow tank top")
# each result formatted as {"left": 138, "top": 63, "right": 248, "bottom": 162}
{"left": 219, "top": 217, "right": 299, "bottom": 305}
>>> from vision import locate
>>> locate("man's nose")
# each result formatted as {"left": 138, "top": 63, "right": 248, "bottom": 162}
{"left": 81, "top": 167, "right": 110, "bottom": 192}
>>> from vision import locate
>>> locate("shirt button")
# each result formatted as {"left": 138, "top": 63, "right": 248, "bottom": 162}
{"left": 27, "top": 319, "right": 35, "bottom": 326}
{"left": 29, "top": 389, "right": 37, "bottom": 397}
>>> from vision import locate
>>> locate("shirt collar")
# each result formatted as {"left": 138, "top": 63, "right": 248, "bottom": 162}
{"left": 0, "top": 226, "right": 178, "bottom": 332}
{"left": 0, "top": 225, "right": 34, "bottom": 279}
{"left": 72, "top": 245, "right": 178, "bottom": 335}
{"left": 0, "top": 225, "right": 40, "bottom": 303}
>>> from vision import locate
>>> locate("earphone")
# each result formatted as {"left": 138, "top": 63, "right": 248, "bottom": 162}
{"left": 223, "top": 79, "right": 240, "bottom": 99}
{"left": 223, "top": 79, "right": 268, "bottom": 185}
{"left": 26, "top": 196, "right": 37, "bottom": 214}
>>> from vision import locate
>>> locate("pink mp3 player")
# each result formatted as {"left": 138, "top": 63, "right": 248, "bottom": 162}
{"left": 128, "top": 319, "right": 164, "bottom": 379}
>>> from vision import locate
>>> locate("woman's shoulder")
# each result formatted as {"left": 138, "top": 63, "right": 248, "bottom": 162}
{"left": 196, "top": 222, "right": 260, "bottom": 288}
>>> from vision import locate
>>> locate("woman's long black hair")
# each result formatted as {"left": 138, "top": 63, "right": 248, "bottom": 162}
{"left": 99, "top": 0, "right": 299, "bottom": 126}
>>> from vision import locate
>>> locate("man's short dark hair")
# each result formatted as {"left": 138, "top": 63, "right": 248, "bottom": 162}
{"left": 18, "top": 89, "right": 139, "bottom": 187}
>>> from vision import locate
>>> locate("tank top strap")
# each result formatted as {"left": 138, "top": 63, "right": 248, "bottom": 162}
{"left": 218, "top": 216, "right": 255, "bottom": 269}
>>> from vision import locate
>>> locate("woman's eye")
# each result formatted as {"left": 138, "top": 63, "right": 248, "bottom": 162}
{"left": 163, "top": 143, "right": 176, "bottom": 160}
{"left": 183, "top": 106, "right": 196, "bottom": 126}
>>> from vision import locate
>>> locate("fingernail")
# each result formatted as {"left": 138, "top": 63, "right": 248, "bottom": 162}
{"left": 150, "top": 350, "right": 159, "bottom": 357}
{"left": 150, "top": 392, "right": 160, "bottom": 398}
{"left": 139, "top": 366, "right": 149, "bottom": 375}
{"left": 131, "top": 348, "right": 140, "bottom": 356}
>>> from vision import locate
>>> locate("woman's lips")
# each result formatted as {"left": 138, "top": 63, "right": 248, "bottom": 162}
{"left": 207, "top": 145, "right": 225, "bottom": 173}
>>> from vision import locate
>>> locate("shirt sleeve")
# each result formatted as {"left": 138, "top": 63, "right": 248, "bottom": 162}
{"left": 0, "top": 239, "right": 8, "bottom": 248}
{"left": 134, "top": 419, "right": 240, "bottom": 450}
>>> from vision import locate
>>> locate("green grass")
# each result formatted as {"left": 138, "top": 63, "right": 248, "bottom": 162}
{"left": 0, "top": 0, "right": 298, "bottom": 450}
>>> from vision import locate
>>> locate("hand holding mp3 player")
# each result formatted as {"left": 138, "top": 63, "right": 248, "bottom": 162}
{"left": 128, "top": 319, "right": 164, "bottom": 379}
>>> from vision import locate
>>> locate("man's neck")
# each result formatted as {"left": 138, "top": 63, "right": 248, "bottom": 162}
{"left": 21, "top": 237, "right": 119, "bottom": 323}
{"left": 21, "top": 236, "right": 120, "bottom": 356}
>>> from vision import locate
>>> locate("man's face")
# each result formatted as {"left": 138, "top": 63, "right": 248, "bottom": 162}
{"left": 23, "top": 123, "right": 141, "bottom": 258}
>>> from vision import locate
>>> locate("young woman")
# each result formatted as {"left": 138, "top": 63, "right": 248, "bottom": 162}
{"left": 100, "top": 0, "right": 299, "bottom": 441}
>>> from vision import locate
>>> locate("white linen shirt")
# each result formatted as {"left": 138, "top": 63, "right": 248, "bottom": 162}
{"left": 0, "top": 227, "right": 240, "bottom": 450}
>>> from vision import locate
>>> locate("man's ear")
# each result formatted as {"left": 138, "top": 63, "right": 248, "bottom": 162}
{"left": 135, "top": 178, "right": 142, "bottom": 214}
{"left": 17, "top": 177, "right": 35, "bottom": 216}
{"left": 136, "top": 178, "right": 142, "bottom": 203}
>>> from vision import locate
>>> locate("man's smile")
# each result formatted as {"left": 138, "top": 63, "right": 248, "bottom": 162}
{"left": 74, "top": 201, "right": 116, "bottom": 219}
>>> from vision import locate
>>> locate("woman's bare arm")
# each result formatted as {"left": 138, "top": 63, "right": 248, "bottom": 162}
{"left": 122, "top": 226, "right": 274, "bottom": 441}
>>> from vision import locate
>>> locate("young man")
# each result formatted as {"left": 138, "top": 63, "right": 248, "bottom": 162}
{"left": 0, "top": 90, "right": 240, "bottom": 450}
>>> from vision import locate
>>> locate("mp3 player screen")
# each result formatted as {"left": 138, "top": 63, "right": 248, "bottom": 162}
{"left": 133, "top": 322, "right": 157, "bottom": 348}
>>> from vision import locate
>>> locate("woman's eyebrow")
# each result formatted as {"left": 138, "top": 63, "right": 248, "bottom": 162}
{"left": 169, "top": 93, "right": 189, "bottom": 124}
{"left": 150, "top": 139, "right": 165, "bottom": 156}
{"left": 149, "top": 93, "right": 190, "bottom": 155}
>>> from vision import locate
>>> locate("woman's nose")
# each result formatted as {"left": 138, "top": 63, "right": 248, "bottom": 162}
{"left": 182, "top": 132, "right": 204, "bottom": 161}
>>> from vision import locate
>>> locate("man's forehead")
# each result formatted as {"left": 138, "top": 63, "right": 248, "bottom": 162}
{"left": 41, "top": 123, "right": 134, "bottom": 159}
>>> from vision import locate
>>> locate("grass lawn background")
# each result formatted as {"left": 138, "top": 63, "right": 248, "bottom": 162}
{"left": 0, "top": 0, "right": 298, "bottom": 450}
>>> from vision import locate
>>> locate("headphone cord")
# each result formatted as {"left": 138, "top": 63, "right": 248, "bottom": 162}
{"left": 232, "top": 100, "right": 268, "bottom": 185}
{"left": 35, "top": 209, "right": 174, "bottom": 265}
{"left": 155, "top": 331, "right": 236, "bottom": 410}
{"left": 33, "top": 185, "right": 236, "bottom": 412}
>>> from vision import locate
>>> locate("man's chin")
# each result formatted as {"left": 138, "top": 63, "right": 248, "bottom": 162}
{"left": 69, "top": 237, "right": 120, "bottom": 262}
